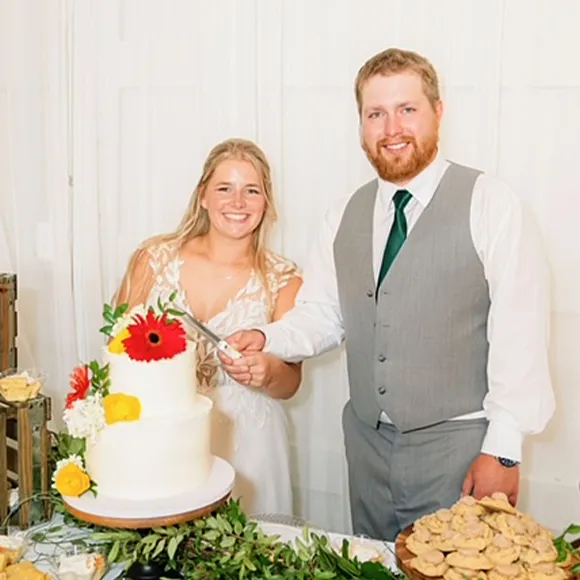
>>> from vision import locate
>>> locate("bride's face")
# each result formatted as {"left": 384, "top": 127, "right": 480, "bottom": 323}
{"left": 201, "top": 159, "right": 266, "bottom": 241}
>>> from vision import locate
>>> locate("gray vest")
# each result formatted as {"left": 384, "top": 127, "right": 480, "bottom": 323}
{"left": 333, "top": 162, "right": 490, "bottom": 432}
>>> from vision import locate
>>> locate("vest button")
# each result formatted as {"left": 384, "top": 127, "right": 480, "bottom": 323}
{"left": 377, "top": 354, "right": 386, "bottom": 363}
{"left": 378, "top": 386, "right": 386, "bottom": 395}
{"left": 366, "top": 290, "right": 373, "bottom": 297}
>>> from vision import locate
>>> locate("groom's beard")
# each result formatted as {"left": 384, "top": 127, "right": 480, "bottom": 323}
{"left": 362, "top": 127, "right": 439, "bottom": 184}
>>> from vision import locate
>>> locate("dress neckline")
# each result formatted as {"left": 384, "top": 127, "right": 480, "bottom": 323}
{"left": 174, "top": 254, "right": 256, "bottom": 325}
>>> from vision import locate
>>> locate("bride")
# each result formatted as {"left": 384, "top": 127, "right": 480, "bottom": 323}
{"left": 113, "top": 138, "right": 302, "bottom": 515}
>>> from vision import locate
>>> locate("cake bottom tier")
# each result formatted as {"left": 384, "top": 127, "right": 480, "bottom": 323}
{"left": 85, "top": 395, "right": 213, "bottom": 500}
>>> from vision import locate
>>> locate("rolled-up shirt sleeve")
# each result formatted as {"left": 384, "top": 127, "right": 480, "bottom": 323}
{"left": 472, "top": 175, "right": 555, "bottom": 462}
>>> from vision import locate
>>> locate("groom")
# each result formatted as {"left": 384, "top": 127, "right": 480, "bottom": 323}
{"left": 220, "top": 47, "right": 554, "bottom": 541}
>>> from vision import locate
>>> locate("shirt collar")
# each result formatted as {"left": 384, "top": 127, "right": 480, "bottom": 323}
{"left": 377, "top": 152, "right": 449, "bottom": 209}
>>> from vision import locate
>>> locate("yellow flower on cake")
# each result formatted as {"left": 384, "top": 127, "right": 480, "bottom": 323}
{"left": 52, "top": 455, "right": 91, "bottom": 497}
{"left": 104, "top": 393, "right": 141, "bottom": 424}
{"left": 108, "top": 327, "right": 131, "bottom": 354}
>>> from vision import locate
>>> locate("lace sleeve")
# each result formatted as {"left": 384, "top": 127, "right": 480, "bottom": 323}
{"left": 114, "top": 246, "right": 155, "bottom": 308}
{"left": 266, "top": 251, "right": 302, "bottom": 298}
{"left": 114, "top": 240, "right": 179, "bottom": 308}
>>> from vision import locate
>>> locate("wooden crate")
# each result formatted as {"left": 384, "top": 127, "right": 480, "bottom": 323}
{"left": 0, "top": 391, "right": 52, "bottom": 530}
{"left": 0, "top": 274, "right": 17, "bottom": 373}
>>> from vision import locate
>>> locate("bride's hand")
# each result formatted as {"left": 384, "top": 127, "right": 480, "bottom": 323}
{"left": 219, "top": 351, "right": 275, "bottom": 389}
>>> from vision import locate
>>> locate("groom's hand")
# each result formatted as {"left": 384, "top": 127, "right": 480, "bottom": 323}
{"left": 217, "top": 330, "right": 267, "bottom": 386}
{"left": 225, "top": 329, "right": 267, "bottom": 354}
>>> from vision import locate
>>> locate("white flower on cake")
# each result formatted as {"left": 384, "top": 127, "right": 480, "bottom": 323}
{"left": 110, "top": 304, "right": 148, "bottom": 337}
{"left": 52, "top": 455, "right": 84, "bottom": 487}
{"left": 63, "top": 394, "right": 106, "bottom": 443}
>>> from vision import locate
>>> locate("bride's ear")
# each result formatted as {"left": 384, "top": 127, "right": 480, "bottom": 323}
{"left": 199, "top": 189, "right": 207, "bottom": 210}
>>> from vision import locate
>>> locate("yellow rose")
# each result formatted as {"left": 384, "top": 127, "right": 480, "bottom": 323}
{"left": 108, "top": 328, "right": 131, "bottom": 354}
{"left": 104, "top": 393, "right": 141, "bottom": 425}
{"left": 55, "top": 463, "right": 91, "bottom": 497}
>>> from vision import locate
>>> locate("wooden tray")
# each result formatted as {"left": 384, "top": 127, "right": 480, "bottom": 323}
{"left": 395, "top": 526, "right": 431, "bottom": 580}
{"left": 395, "top": 526, "right": 579, "bottom": 580}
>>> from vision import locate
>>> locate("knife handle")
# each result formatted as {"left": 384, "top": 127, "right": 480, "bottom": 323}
{"left": 217, "top": 340, "right": 243, "bottom": 360}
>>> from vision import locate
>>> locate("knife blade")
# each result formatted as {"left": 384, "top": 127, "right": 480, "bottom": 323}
{"left": 180, "top": 311, "right": 243, "bottom": 360}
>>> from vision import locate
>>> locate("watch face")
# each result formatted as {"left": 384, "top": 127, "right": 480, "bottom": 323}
{"left": 498, "top": 457, "right": 519, "bottom": 468}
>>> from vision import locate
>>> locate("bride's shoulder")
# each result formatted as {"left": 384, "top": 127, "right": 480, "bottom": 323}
{"left": 137, "top": 237, "right": 181, "bottom": 263}
{"left": 264, "top": 250, "right": 302, "bottom": 292}
{"left": 265, "top": 250, "right": 300, "bottom": 274}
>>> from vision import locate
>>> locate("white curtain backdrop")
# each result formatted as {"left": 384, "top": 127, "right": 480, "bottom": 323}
{"left": 1, "top": 0, "right": 579, "bottom": 534}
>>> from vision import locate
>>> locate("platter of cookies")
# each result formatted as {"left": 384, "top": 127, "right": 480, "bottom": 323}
{"left": 0, "top": 369, "right": 44, "bottom": 402}
{"left": 395, "top": 492, "right": 575, "bottom": 580}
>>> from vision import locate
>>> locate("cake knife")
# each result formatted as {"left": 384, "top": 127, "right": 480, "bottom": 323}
{"left": 180, "top": 311, "right": 244, "bottom": 360}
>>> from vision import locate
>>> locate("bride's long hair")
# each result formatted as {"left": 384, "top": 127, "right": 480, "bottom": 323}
{"left": 115, "top": 138, "right": 279, "bottom": 308}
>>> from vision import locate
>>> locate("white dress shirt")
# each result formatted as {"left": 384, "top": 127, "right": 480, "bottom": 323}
{"left": 263, "top": 153, "right": 555, "bottom": 462}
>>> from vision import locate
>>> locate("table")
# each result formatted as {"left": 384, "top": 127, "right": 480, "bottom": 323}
{"left": 17, "top": 514, "right": 399, "bottom": 578}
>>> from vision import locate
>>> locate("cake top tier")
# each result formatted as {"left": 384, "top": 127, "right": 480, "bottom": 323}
{"left": 53, "top": 295, "right": 196, "bottom": 499}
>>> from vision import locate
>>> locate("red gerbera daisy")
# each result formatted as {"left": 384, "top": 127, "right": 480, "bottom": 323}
{"left": 123, "top": 311, "right": 187, "bottom": 362}
{"left": 66, "top": 365, "right": 91, "bottom": 409}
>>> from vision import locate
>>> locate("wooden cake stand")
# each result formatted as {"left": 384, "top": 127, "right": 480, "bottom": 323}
{"left": 63, "top": 455, "right": 235, "bottom": 530}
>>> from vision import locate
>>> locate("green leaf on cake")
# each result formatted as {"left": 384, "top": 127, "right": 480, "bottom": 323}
{"left": 167, "top": 308, "right": 185, "bottom": 317}
{"left": 99, "top": 324, "right": 113, "bottom": 337}
{"left": 115, "top": 303, "right": 129, "bottom": 318}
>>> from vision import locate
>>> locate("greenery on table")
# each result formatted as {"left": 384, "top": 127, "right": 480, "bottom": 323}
{"left": 35, "top": 493, "right": 405, "bottom": 579}
{"left": 553, "top": 523, "right": 580, "bottom": 574}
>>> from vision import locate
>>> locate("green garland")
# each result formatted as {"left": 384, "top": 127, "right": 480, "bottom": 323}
{"left": 40, "top": 494, "right": 405, "bottom": 580}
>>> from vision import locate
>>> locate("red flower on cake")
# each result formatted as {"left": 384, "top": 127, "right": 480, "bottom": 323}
{"left": 123, "top": 310, "right": 187, "bottom": 362}
{"left": 66, "top": 365, "right": 91, "bottom": 409}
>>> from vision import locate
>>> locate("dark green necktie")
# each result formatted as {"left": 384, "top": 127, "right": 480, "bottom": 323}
{"left": 377, "top": 189, "right": 413, "bottom": 293}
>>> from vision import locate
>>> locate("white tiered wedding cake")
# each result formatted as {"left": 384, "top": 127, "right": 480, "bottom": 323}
{"left": 53, "top": 300, "right": 215, "bottom": 505}
{"left": 85, "top": 346, "right": 212, "bottom": 500}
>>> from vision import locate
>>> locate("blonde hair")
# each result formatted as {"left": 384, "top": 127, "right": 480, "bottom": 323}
{"left": 355, "top": 48, "right": 441, "bottom": 115}
{"left": 115, "top": 138, "right": 278, "bottom": 309}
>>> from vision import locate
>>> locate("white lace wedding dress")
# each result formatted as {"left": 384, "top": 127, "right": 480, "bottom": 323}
{"left": 143, "top": 242, "right": 299, "bottom": 516}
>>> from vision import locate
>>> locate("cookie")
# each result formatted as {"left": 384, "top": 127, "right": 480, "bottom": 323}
{"left": 520, "top": 538, "right": 558, "bottom": 566}
{"left": 411, "top": 549, "right": 450, "bottom": 577}
{"left": 488, "top": 563, "right": 528, "bottom": 580}
{"left": 432, "top": 529, "right": 461, "bottom": 552}
{"left": 452, "top": 512, "right": 482, "bottom": 533}
{"left": 418, "top": 513, "right": 450, "bottom": 535}
{"left": 445, "top": 568, "right": 488, "bottom": 580}
{"left": 478, "top": 493, "right": 517, "bottom": 516}
{"left": 484, "top": 534, "right": 520, "bottom": 566}
{"left": 454, "top": 521, "right": 494, "bottom": 551}
{"left": 527, "top": 562, "right": 568, "bottom": 580}
{"left": 406, "top": 529, "right": 434, "bottom": 556}
{"left": 446, "top": 548, "right": 494, "bottom": 571}
{"left": 452, "top": 496, "right": 486, "bottom": 518}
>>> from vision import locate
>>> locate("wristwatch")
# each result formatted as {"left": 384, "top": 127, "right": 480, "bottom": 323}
{"left": 496, "top": 456, "right": 520, "bottom": 468}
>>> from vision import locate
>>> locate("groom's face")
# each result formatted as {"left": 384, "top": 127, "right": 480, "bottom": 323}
{"left": 360, "top": 71, "right": 442, "bottom": 185}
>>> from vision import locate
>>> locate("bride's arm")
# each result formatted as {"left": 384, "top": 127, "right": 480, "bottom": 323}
{"left": 220, "top": 275, "right": 304, "bottom": 399}
{"left": 113, "top": 247, "right": 154, "bottom": 309}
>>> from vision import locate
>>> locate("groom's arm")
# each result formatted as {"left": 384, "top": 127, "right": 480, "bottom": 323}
{"left": 260, "top": 206, "right": 346, "bottom": 362}
{"left": 227, "top": 204, "right": 346, "bottom": 363}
